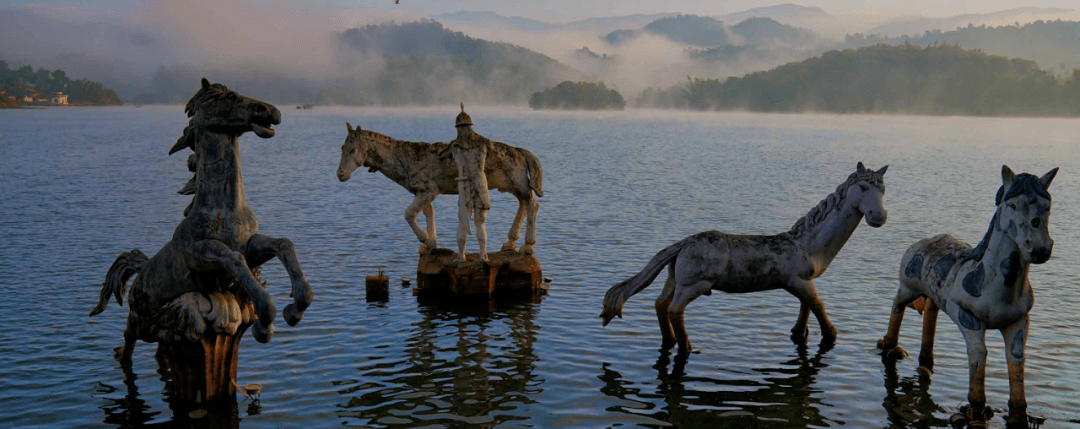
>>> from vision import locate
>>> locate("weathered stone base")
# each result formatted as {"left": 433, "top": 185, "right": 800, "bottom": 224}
{"left": 416, "top": 249, "right": 544, "bottom": 298}
{"left": 157, "top": 325, "right": 249, "bottom": 404}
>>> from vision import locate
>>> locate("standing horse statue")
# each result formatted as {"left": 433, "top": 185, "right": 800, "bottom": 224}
{"left": 89, "top": 78, "right": 314, "bottom": 403}
{"left": 876, "top": 166, "right": 1057, "bottom": 428}
{"left": 601, "top": 163, "right": 888, "bottom": 357}
{"left": 336, "top": 123, "right": 543, "bottom": 255}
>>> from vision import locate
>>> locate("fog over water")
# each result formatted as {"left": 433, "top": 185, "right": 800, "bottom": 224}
{"left": 2, "top": 0, "right": 1078, "bottom": 105}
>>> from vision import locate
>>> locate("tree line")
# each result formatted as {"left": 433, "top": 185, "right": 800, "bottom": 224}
{"left": 0, "top": 60, "right": 122, "bottom": 106}
{"left": 528, "top": 81, "right": 625, "bottom": 110}
{"left": 131, "top": 20, "right": 581, "bottom": 106}
{"left": 637, "top": 43, "right": 1080, "bottom": 117}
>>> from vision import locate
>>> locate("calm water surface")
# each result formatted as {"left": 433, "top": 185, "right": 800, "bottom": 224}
{"left": 2, "top": 106, "right": 1079, "bottom": 428}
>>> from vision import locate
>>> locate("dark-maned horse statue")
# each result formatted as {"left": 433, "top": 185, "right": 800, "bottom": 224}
{"left": 90, "top": 78, "right": 314, "bottom": 403}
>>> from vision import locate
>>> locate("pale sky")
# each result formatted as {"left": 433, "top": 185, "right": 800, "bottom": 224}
{"left": 2, "top": 0, "right": 1077, "bottom": 23}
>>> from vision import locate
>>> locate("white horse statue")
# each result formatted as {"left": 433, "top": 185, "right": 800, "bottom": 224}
{"left": 336, "top": 124, "right": 543, "bottom": 255}
{"left": 601, "top": 163, "right": 888, "bottom": 357}
{"left": 877, "top": 165, "right": 1057, "bottom": 428}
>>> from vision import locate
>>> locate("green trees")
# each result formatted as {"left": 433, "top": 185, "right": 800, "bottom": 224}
{"left": 0, "top": 61, "right": 122, "bottom": 105}
{"left": 843, "top": 20, "right": 1080, "bottom": 74}
{"left": 528, "top": 81, "right": 625, "bottom": 110}
{"left": 333, "top": 20, "right": 580, "bottom": 105}
{"left": 639, "top": 43, "right": 1080, "bottom": 117}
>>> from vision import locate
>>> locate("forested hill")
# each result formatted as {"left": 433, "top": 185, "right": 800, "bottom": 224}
{"left": 0, "top": 61, "right": 122, "bottom": 106}
{"left": 653, "top": 43, "right": 1080, "bottom": 117}
{"left": 843, "top": 20, "right": 1080, "bottom": 74}
{"left": 134, "top": 20, "right": 582, "bottom": 106}
{"left": 332, "top": 20, "right": 582, "bottom": 105}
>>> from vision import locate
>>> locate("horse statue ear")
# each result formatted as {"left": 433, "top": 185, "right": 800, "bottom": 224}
{"left": 1001, "top": 165, "right": 1017, "bottom": 188}
{"left": 1041, "top": 167, "right": 1059, "bottom": 189}
{"left": 857, "top": 162, "right": 866, "bottom": 174}
{"left": 877, "top": 165, "right": 888, "bottom": 176}
{"left": 346, "top": 122, "right": 353, "bottom": 133}
{"left": 201, "top": 77, "right": 211, "bottom": 91}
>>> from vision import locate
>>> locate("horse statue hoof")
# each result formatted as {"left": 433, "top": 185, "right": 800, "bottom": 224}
{"left": 418, "top": 243, "right": 431, "bottom": 255}
{"left": 949, "top": 413, "right": 967, "bottom": 428}
{"left": 283, "top": 303, "right": 304, "bottom": 327}
{"left": 501, "top": 242, "right": 516, "bottom": 252}
{"left": 520, "top": 244, "right": 534, "bottom": 255}
{"left": 252, "top": 321, "right": 274, "bottom": 343}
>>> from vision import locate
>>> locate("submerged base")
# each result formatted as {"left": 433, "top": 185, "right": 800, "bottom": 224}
{"left": 158, "top": 326, "right": 248, "bottom": 404}
{"left": 416, "top": 249, "right": 544, "bottom": 298}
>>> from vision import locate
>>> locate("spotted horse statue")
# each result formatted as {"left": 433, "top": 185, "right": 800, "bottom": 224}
{"left": 877, "top": 165, "right": 1058, "bottom": 429}
{"left": 90, "top": 78, "right": 314, "bottom": 403}
{"left": 601, "top": 163, "right": 888, "bottom": 357}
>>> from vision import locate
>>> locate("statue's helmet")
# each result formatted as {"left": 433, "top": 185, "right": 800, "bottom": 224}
{"left": 455, "top": 102, "right": 472, "bottom": 127}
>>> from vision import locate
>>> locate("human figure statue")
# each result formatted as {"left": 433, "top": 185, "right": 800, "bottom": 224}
{"left": 441, "top": 103, "right": 491, "bottom": 262}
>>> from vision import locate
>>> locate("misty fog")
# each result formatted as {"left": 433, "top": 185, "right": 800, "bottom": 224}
{"left": 2, "top": 0, "right": 1077, "bottom": 106}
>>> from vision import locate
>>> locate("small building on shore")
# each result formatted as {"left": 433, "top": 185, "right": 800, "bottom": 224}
{"left": 50, "top": 92, "right": 69, "bottom": 105}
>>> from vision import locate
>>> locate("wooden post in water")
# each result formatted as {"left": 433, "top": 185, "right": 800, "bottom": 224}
{"left": 366, "top": 266, "right": 390, "bottom": 301}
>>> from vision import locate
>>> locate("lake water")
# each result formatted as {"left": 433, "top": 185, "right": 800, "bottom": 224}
{"left": 2, "top": 105, "right": 1079, "bottom": 428}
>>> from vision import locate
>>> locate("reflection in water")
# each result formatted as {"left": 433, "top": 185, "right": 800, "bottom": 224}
{"left": 880, "top": 360, "right": 949, "bottom": 428}
{"left": 96, "top": 357, "right": 243, "bottom": 428}
{"left": 601, "top": 342, "right": 840, "bottom": 427}
{"left": 337, "top": 299, "right": 541, "bottom": 427}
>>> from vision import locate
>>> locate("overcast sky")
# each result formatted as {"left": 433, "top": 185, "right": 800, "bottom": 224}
{"left": 2, "top": 0, "right": 1077, "bottom": 23}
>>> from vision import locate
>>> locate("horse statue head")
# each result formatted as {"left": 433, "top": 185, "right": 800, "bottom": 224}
{"left": 169, "top": 78, "right": 281, "bottom": 156}
{"left": 997, "top": 165, "right": 1057, "bottom": 264}
{"left": 848, "top": 162, "right": 888, "bottom": 228}
{"left": 337, "top": 122, "right": 393, "bottom": 181}
{"left": 337, "top": 122, "right": 363, "bottom": 182}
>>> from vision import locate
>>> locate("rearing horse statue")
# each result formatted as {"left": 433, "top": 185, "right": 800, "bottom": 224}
{"left": 601, "top": 163, "right": 888, "bottom": 357}
{"left": 90, "top": 79, "right": 314, "bottom": 392}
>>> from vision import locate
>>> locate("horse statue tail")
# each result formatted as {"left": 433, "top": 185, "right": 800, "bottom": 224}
{"left": 90, "top": 249, "right": 148, "bottom": 316}
{"left": 522, "top": 148, "right": 544, "bottom": 197}
{"left": 600, "top": 239, "right": 687, "bottom": 326}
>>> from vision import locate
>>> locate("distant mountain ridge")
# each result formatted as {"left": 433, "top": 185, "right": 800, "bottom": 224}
{"left": 433, "top": 10, "right": 676, "bottom": 35}
{"left": 435, "top": 11, "right": 558, "bottom": 33}
{"left": 866, "top": 7, "right": 1075, "bottom": 37}
{"left": 645, "top": 43, "right": 1080, "bottom": 117}
{"left": 845, "top": 19, "right": 1080, "bottom": 73}
{"left": 135, "top": 20, "right": 583, "bottom": 106}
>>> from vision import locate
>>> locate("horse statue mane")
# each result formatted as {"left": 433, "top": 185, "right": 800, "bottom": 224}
{"left": 786, "top": 166, "right": 886, "bottom": 239}
{"left": 173, "top": 81, "right": 259, "bottom": 199}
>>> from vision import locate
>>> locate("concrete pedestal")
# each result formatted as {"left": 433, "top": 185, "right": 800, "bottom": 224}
{"left": 416, "top": 249, "right": 544, "bottom": 298}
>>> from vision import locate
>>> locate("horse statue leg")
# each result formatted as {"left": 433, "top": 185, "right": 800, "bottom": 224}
{"left": 786, "top": 279, "right": 837, "bottom": 343}
{"left": 521, "top": 192, "right": 538, "bottom": 255}
{"left": 502, "top": 193, "right": 528, "bottom": 252}
{"left": 190, "top": 239, "right": 276, "bottom": 343}
{"left": 1002, "top": 316, "right": 1030, "bottom": 427}
{"left": 245, "top": 234, "right": 313, "bottom": 327}
{"left": 654, "top": 265, "right": 678, "bottom": 351}
{"left": 667, "top": 279, "right": 712, "bottom": 357}
{"left": 877, "top": 281, "right": 925, "bottom": 359}
{"left": 957, "top": 325, "right": 992, "bottom": 425}
{"left": 405, "top": 192, "right": 438, "bottom": 254}
{"left": 917, "top": 300, "right": 939, "bottom": 375}
{"left": 423, "top": 201, "right": 436, "bottom": 251}
{"left": 790, "top": 303, "right": 811, "bottom": 343}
